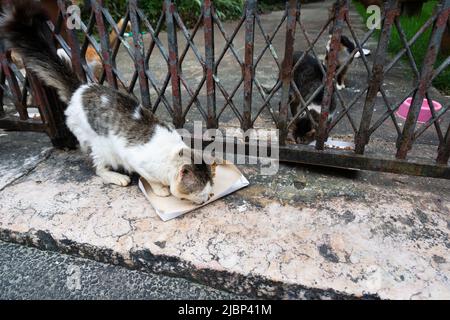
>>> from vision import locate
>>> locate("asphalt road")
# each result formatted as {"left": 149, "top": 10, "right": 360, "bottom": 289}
{"left": 0, "top": 241, "right": 245, "bottom": 300}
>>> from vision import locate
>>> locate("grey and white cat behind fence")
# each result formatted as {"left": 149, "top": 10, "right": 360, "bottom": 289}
{"left": 279, "top": 34, "right": 359, "bottom": 144}
{"left": 286, "top": 51, "right": 338, "bottom": 144}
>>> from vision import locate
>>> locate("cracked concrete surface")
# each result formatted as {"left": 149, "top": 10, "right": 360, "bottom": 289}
{"left": 0, "top": 130, "right": 52, "bottom": 191}
{"left": 0, "top": 131, "right": 449, "bottom": 299}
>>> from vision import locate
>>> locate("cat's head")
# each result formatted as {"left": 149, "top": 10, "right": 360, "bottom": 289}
{"left": 170, "top": 148, "right": 216, "bottom": 204}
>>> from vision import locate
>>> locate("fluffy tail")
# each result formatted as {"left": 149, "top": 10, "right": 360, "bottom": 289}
{"left": 0, "top": 0, "right": 80, "bottom": 103}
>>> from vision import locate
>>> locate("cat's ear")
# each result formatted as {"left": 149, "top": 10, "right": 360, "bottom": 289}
{"left": 179, "top": 165, "right": 197, "bottom": 189}
{"left": 175, "top": 147, "right": 191, "bottom": 159}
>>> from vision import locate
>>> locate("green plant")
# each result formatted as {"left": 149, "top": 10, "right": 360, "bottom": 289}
{"left": 100, "top": 0, "right": 244, "bottom": 27}
{"left": 353, "top": 0, "right": 450, "bottom": 94}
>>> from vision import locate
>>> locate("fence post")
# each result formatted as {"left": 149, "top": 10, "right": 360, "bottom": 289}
{"left": 92, "top": 0, "right": 118, "bottom": 88}
{"left": 164, "top": 0, "right": 184, "bottom": 128}
{"left": 279, "top": 0, "right": 299, "bottom": 145}
{"left": 396, "top": 0, "right": 450, "bottom": 159}
{"left": 204, "top": 0, "right": 218, "bottom": 129}
{"left": 437, "top": 122, "right": 450, "bottom": 164}
{"left": 56, "top": 0, "right": 86, "bottom": 83}
{"left": 0, "top": 66, "right": 4, "bottom": 119}
{"left": 0, "top": 41, "right": 28, "bottom": 120}
{"left": 243, "top": 0, "right": 257, "bottom": 132}
{"left": 29, "top": 72, "right": 78, "bottom": 148}
{"left": 129, "top": 0, "right": 151, "bottom": 108}
{"left": 36, "top": 18, "right": 78, "bottom": 148}
{"left": 315, "top": 0, "right": 348, "bottom": 151}
{"left": 355, "top": 0, "right": 399, "bottom": 154}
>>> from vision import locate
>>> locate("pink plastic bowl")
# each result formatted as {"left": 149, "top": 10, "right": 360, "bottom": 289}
{"left": 396, "top": 97, "right": 442, "bottom": 124}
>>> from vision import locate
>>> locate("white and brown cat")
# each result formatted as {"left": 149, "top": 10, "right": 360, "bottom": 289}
{"left": 1, "top": 0, "right": 214, "bottom": 204}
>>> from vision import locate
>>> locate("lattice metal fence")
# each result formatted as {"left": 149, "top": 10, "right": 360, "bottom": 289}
{"left": 0, "top": 0, "right": 449, "bottom": 178}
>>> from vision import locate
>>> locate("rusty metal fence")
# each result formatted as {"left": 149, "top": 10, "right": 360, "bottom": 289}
{"left": 0, "top": 0, "right": 449, "bottom": 178}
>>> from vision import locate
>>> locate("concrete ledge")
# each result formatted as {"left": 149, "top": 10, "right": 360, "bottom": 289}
{"left": 0, "top": 140, "right": 449, "bottom": 299}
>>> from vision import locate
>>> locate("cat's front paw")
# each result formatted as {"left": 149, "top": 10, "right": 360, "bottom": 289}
{"left": 150, "top": 183, "right": 171, "bottom": 197}
{"left": 99, "top": 171, "right": 131, "bottom": 186}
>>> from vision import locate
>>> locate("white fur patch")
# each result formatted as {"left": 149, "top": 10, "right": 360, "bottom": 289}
{"left": 65, "top": 84, "right": 94, "bottom": 153}
{"left": 57, "top": 48, "right": 71, "bottom": 66}
{"left": 100, "top": 95, "right": 109, "bottom": 106}
{"left": 307, "top": 103, "right": 322, "bottom": 114}
{"left": 336, "top": 83, "right": 346, "bottom": 90}
{"left": 326, "top": 35, "right": 332, "bottom": 52}
{"left": 132, "top": 106, "right": 142, "bottom": 120}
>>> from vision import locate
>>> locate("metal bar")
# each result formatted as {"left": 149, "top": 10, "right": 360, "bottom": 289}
{"left": 134, "top": 10, "right": 169, "bottom": 111}
{"left": 217, "top": 77, "right": 244, "bottom": 121}
{"left": 278, "top": 145, "right": 450, "bottom": 179}
{"left": 0, "top": 47, "right": 27, "bottom": 120}
{"left": 394, "top": 17, "right": 420, "bottom": 78}
{"left": 385, "top": 11, "right": 438, "bottom": 73}
{"left": 137, "top": 9, "right": 169, "bottom": 62}
{"left": 437, "top": 123, "right": 450, "bottom": 165}
{"left": 172, "top": 12, "right": 207, "bottom": 119}
{"left": 164, "top": 0, "right": 183, "bottom": 128}
{"left": 315, "top": 0, "right": 347, "bottom": 150}
{"left": 424, "top": 92, "right": 444, "bottom": 143}
{"left": 0, "top": 65, "right": 4, "bottom": 118}
{"left": 242, "top": 0, "right": 257, "bottom": 131}
{"left": 414, "top": 105, "right": 448, "bottom": 141}
{"left": 280, "top": 18, "right": 332, "bottom": 128}
{"left": 355, "top": 0, "right": 399, "bottom": 154}
{"left": 179, "top": 12, "right": 204, "bottom": 66}
{"left": 215, "top": 76, "right": 245, "bottom": 123}
{"left": 213, "top": 14, "right": 245, "bottom": 68}
{"left": 129, "top": 0, "right": 151, "bottom": 108}
{"left": 20, "top": 76, "right": 29, "bottom": 108}
{"left": 174, "top": 12, "right": 205, "bottom": 65}
{"left": 254, "top": 13, "right": 285, "bottom": 70}
{"left": 27, "top": 19, "right": 78, "bottom": 149}
{"left": 250, "top": 13, "right": 287, "bottom": 125}
{"left": 27, "top": 65, "right": 77, "bottom": 148}
{"left": 68, "top": 13, "right": 96, "bottom": 83}
{"left": 57, "top": 0, "right": 86, "bottom": 83}
{"left": 329, "top": 87, "right": 368, "bottom": 131}
{"left": 144, "top": 70, "right": 172, "bottom": 115}
{"left": 299, "top": 16, "right": 360, "bottom": 135}
{"left": 179, "top": 74, "right": 208, "bottom": 121}
{"left": 92, "top": 0, "right": 117, "bottom": 88}
{"left": 0, "top": 117, "right": 47, "bottom": 132}
{"left": 182, "top": 77, "right": 207, "bottom": 119}
{"left": 100, "top": 8, "right": 133, "bottom": 89}
{"left": 212, "top": 13, "right": 245, "bottom": 122}
{"left": 279, "top": 0, "right": 299, "bottom": 145}
{"left": 204, "top": 0, "right": 217, "bottom": 128}
{"left": 396, "top": 0, "right": 450, "bottom": 159}
{"left": 188, "top": 137, "right": 450, "bottom": 179}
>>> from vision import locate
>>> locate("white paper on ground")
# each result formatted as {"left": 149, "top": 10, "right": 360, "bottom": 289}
{"left": 139, "top": 163, "right": 249, "bottom": 221}
{"left": 355, "top": 48, "right": 371, "bottom": 58}
{"left": 309, "top": 138, "right": 355, "bottom": 150}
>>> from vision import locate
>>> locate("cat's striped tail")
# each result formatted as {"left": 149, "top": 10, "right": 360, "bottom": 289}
{"left": 0, "top": 0, "right": 81, "bottom": 103}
